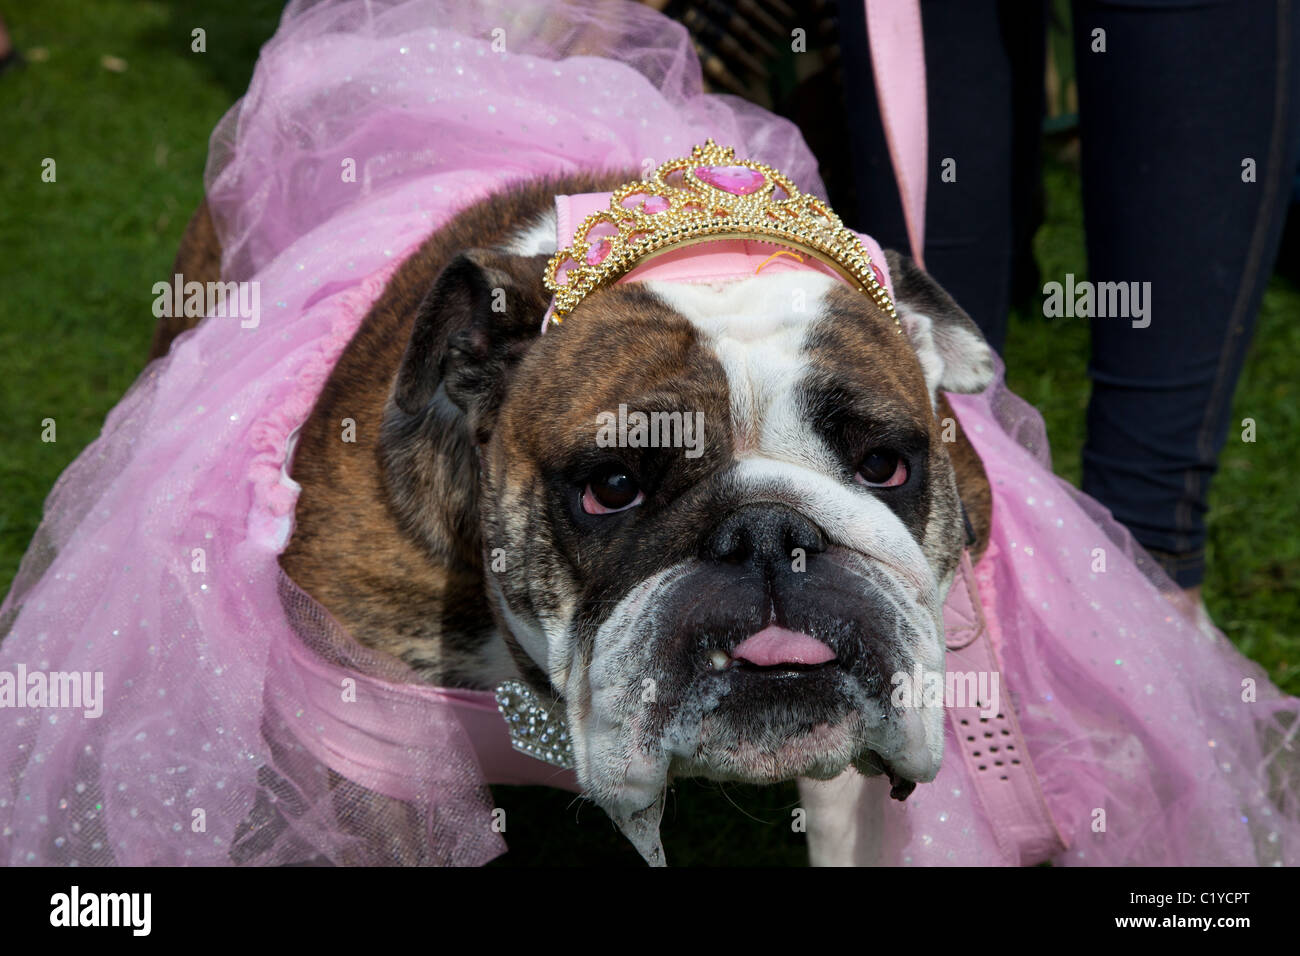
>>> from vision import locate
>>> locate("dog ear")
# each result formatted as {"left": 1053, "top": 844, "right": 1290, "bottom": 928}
{"left": 393, "top": 249, "right": 551, "bottom": 438}
{"left": 884, "top": 250, "right": 996, "bottom": 396}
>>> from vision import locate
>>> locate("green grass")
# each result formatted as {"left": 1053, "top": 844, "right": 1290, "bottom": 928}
{"left": 0, "top": 0, "right": 287, "bottom": 577}
{"left": 1, "top": 2, "right": 1296, "bottom": 866}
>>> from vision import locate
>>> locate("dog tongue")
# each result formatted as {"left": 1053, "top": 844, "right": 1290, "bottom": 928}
{"left": 731, "top": 626, "right": 836, "bottom": 666}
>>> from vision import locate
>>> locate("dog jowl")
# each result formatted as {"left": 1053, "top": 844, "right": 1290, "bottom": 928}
{"left": 375, "top": 220, "right": 996, "bottom": 864}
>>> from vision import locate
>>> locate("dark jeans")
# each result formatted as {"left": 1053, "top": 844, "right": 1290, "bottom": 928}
{"left": 837, "top": 0, "right": 1300, "bottom": 588}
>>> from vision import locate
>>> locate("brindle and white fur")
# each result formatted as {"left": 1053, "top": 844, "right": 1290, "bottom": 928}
{"left": 157, "top": 172, "right": 995, "bottom": 865}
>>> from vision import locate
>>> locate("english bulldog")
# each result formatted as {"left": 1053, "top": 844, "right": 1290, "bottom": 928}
{"left": 155, "top": 168, "right": 996, "bottom": 865}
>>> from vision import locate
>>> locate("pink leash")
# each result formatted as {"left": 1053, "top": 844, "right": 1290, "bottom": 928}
{"left": 865, "top": 0, "right": 928, "bottom": 270}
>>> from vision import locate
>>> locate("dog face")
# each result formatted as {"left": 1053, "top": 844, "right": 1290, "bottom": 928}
{"left": 385, "top": 239, "right": 994, "bottom": 863}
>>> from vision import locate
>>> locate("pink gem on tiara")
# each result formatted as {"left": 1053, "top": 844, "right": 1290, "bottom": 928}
{"left": 583, "top": 220, "right": 618, "bottom": 265}
{"left": 872, "top": 263, "right": 886, "bottom": 288}
{"left": 620, "top": 193, "right": 670, "bottom": 214}
{"left": 554, "top": 257, "right": 577, "bottom": 285}
{"left": 695, "top": 165, "right": 766, "bottom": 196}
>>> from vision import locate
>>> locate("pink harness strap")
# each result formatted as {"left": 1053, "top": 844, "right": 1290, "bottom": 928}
{"left": 942, "top": 550, "right": 1069, "bottom": 864}
{"left": 266, "top": 607, "right": 580, "bottom": 798}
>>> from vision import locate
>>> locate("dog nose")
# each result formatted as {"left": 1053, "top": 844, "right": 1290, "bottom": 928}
{"left": 704, "top": 504, "right": 826, "bottom": 569}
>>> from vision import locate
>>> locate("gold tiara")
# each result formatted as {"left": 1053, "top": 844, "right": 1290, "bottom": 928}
{"left": 543, "top": 140, "right": 897, "bottom": 326}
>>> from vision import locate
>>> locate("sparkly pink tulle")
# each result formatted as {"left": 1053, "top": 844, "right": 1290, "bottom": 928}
{"left": 2, "top": 0, "right": 1297, "bottom": 867}
{"left": 205, "top": 0, "right": 822, "bottom": 282}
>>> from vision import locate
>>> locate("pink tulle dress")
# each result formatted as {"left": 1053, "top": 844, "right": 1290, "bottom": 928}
{"left": 1, "top": 0, "right": 1296, "bottom": 867}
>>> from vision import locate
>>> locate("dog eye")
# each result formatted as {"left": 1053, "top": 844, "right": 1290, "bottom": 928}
{"left": 582, "top": 467, "right": 644, "bottom": 514}
{"left": 855, "top": 449, "right": 908, "bottom": 488}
